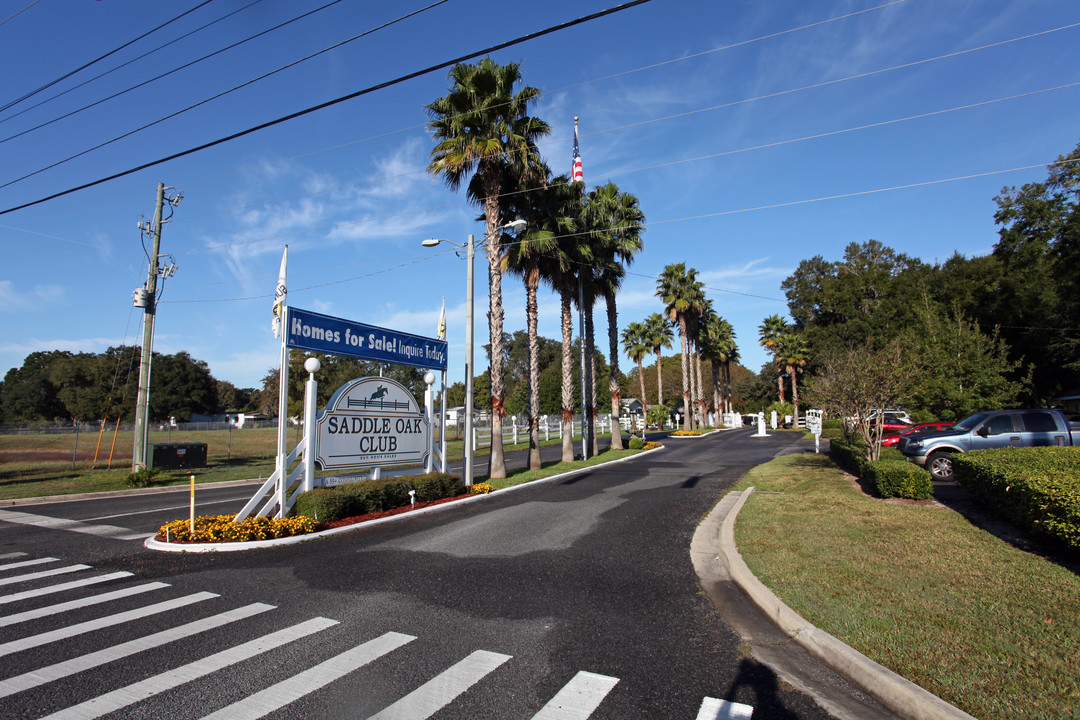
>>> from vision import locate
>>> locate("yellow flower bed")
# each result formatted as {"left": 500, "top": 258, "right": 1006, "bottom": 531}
{"left": 643, "top": 441, "right": 663, "bottom": 450}
{"left": 157, "top": 514, "right": 317, "bottom": 544}
{"left": 669, "top": 430, "right": 703, "bottom": 436}
{"left": 469, "top": 482, "right": 495, "bottom": 495}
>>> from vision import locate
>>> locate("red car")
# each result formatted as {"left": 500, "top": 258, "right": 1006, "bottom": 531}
{"left": 879, "top": 421, "right": 953, "bottom": 447}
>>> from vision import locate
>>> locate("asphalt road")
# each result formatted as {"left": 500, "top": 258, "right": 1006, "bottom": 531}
{"left": 1, "top": 429, "right": 844, "bottom": 719}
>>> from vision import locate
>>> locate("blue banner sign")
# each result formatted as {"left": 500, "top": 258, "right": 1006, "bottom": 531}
{"left": 286, "top": 307, "right": 447, "bottom": 370}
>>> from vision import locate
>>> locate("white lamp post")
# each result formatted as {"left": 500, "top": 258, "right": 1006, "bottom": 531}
{"left": 423, "top": 219, "right": 526, "bottom": 487}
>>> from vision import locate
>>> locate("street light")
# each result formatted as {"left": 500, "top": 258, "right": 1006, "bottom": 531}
{"left": 423, "top": 218, "right": 526, "bottom": 487}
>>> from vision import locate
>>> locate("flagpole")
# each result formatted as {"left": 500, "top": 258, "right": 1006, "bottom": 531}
{"left": 276, "top": 307, "right": 289, "bottom": 518}
{"left": 273, "top": 245, "right": 289, "bottom": 519}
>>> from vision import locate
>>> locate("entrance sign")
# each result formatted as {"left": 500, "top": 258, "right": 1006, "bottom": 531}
{"left": 287, "top": 306, "right": 448, "bottom": 371}
{"left": 315, "top": 377, "right": 431, "bottom": 471}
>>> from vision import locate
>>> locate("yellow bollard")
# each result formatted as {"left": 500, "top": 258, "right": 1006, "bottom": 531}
{"left": 189, "top": 475, "right": 195, "bottom": 536}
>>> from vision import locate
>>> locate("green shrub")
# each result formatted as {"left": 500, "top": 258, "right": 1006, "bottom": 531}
{"left": 628, "top": 436, "right": 645, "bottom": 450}
{"left": 953, "top": 447, "right": 1080, "bottom": 549}
{"left": 829, "top": 436, "right": 867, "bottom": 476}
{"left": 292, "top": 472, "right": 464, "bottom": 523}
{"left": 864, "top": 460, "right": 933, "bottom": 500}
{"left": 126, "top": 467, "right": 163, "bottom": 488}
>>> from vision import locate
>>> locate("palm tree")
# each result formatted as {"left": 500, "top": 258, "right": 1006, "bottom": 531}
{"left": 644, "top": 312, "right": 673, "bottom": 407}
{"left": 776, "top": 332, "right": 810, "bottom": 426}
{"left": 621, "top": 321, "right": 650, "bottom": 432}
{"left": 503, "top": 176, "right": 567, "bottom": 471}
{"left": 657, "top": 263, "right": 702, "bottom": 431}
{"left": 427, "top": 58, "right": 550, "bottom": 479}
{"left": 583, "top": 182, "right": 645, "bottom": 451}
{"left": 758, "top": 314, "right": 789, "bottom": 405}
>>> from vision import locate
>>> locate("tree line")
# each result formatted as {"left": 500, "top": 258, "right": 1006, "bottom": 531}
{"left": 0, "top": 347, "right": 255, "bottom": 424}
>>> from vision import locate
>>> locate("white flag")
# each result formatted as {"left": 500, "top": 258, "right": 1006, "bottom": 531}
{"left": 437, "top": 296, "right": 446, "bottom": 341}
{"left": 272, "top": 245, "right": 287, "bottom": 338}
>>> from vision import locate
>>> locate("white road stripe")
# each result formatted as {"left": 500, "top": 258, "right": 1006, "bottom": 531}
{"left": 0, "top": 602, "right": 275, "bottom": 699}
{"left": 696, "top": 696, "right": 754, "bottom": 719}
{"left": 0, "top": 590, "right": 217, "bottom": 657}
{"left": 84, "top": 496, "right": 247, "bottom": 521}
{"left": 198, "top": 631, "right": 416, "bottom": 720}
{"left": 0, "top": 581, "right": 170, "bottom": 627}
{"left": 531, "top": 671, "right": 620, "bottom": 719}
{"left": 0, "top": 552, "right": 28, "bottom": 560}
{"left": 0, "top": 509, "right": 147, "bottom": 540}
{"left": 0, "top": 564, "right": 91, "bottom": 587}
{"left": 369, "top": 649, "right": 512, "bottom": 720}
{"left": 0, "top": 571, "right": 133, "bottom": 605}
{"left": 0, "top": 557, "right": 58, "bottom": 571}
{"left": 40, "top": 616, "right": 339, "bottom": 720}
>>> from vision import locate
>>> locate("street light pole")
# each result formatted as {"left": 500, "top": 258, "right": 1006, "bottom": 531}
{"left": 423, "top": 220, "right": 525, "bottom": 487}
{"left": 463, "top": 233, "right": 475, "bottom": 487}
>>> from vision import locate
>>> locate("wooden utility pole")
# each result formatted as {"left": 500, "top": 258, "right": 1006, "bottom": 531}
{"left": 132, "top": 183, "right": 166, "bottom": 471}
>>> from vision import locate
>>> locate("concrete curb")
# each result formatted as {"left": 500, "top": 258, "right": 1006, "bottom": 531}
{"left": 144, "top": 444, "right": 667, "bottom": 553}
{"left": 707, "top": 487, "right": 977, "bottom": 720}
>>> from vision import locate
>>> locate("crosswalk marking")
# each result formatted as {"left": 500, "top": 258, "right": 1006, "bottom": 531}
{"left": 39, "top": 616, "right": 340, "bottom": 720}
{"left": 0, "top": 581, "right": 170, "bottom": 627}
{"left": 0, "top": 509, "right": 148, "bottom": 541}
{"left": 198, "top": 631, "right": 416, "bottom": 720}
{"left": 0, "top": 571, "right": 133, "bottom": 605}
{"left": 0, "top": 563, "right": 91, "bottom": 587}
{"left": 0, "top": 590, "right": 217, "bottom": 657}
{"left": 532, "top": 671, "right": 620, "bottom": 719}
{"left": 697, "top": 696, "right": 754, "bottom": 719}
{"left": 368, "top": 649, "right": 513, "bottom": 720}
{"left": 0, "top": 551, "right": 758, "bottom": 719}
{"left": 0, "top": 556, "right": 58, "bottom": 571}
{"left": 0, "top": 603, "right": 276, "bottom": 699}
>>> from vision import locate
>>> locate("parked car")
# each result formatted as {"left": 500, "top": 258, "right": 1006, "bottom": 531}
{"left": 899, "top": 408, "right": 1078, "bottom": 481}
{"left": 879, "top": 421, "right": 953, "bottom": 447}
{"left": 868, "top": 409, "right": 914, "bottom": 434}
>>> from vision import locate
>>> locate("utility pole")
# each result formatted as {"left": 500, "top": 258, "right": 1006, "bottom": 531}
{"left": 132, "top": 183, "right": 179, "bottom": 471}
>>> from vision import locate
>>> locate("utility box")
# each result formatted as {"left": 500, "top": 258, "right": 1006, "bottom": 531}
{"left": 152, "top": 443, "right": 207, "bottom": 470}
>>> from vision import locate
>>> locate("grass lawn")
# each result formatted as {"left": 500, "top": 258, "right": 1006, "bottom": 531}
{"left": 732, "top": 452, "right": 1080, "bottom": 720}
{"left": 0, "top": 427, "right": 618, "bottom": 501}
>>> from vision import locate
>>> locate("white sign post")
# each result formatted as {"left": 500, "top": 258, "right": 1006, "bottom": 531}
{"left": 806, "top": 409, "right": 824, "bottom": 453}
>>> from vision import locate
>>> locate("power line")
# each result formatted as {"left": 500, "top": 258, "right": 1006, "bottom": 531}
{"left": 0, "top": 0, "right": 41, "bottom": 28}
{"left": 0, "top": 0, "right": 269, "bottom": 130}
{"left": 0, "top": 0, "right": 654, "bottom": 216}
{"left": 169, "top": 77, "right": 1080, "bottom": 228}
{"left": 0, "top": 0, "right": 448, "bottom": 183}
{"left": 0, "top": 1, "right": 215, "bottom": 115}
{"left": 176, "top": 0, "right": 914, "bottom": 191}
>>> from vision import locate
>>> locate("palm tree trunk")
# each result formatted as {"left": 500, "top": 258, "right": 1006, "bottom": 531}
{"left": 585, "top": 300, "right": 598, "bottom": 457}
{"left": 678, "top": 316, "right": 691, "bottom": 431}
{"left": 655, "top": 349, "right": 664, "bottom": 407}
{"left": 775, "top": 354, "right": 786, "bottom": 405}
{"left": 637, "top": 357, "right": 647, "bottom": 433}
{"left": 790, "top": 365, "right": 800, "bottom": 428}
{"left": 694, "top": 344, "right": 705, "bottom": 427}
{"left": 525, "top": 273, "right": 541, "bottom": 471}
{"left": 484, "top": 195, "right": 507, "bottom": 479}
{"left": 560, "top": 288, "right": 575, "bottom": 462}
{"left": 711, "top": 361, "right": 721, "bottom": 426}
{"left": 605, "top": 293, "right": 623, "bottom": 450}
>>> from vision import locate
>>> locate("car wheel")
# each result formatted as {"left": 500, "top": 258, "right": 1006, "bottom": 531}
{"left": 927, "top": 450, "right": 954, "bottom": 481}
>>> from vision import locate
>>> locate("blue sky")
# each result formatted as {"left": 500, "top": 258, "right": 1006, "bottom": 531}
{"left": 1, "top": 0, "right": 1078, "bottom": 394}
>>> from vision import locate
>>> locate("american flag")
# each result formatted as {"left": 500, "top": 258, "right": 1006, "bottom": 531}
{"left": 571, "top": 117, "right": 583, "bottom": 184}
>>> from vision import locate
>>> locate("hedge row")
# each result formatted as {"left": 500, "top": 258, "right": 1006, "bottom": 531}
{"left": 829, "top": 437, "right": 933, "bottom": 500}
{"left": 952, "top": 447, "right": 1080, "bottom": 549}
{"left": 292, "top": 472, "right": 465, "bottom": 523}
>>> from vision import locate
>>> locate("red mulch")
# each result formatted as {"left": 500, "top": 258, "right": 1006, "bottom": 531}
{"left": 315, "top": 493, "right": 474, "bottom": 530}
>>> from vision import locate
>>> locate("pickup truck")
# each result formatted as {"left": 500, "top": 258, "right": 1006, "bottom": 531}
{"left": 899, "top": 408, "right": 1078, "bottom": 481}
